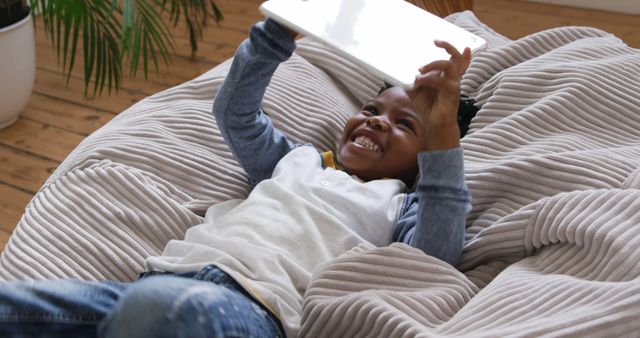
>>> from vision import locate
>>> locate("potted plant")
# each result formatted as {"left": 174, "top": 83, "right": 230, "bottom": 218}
{"left": 0, "top": 1, "right": 223, "bottom": 129}
{"left": 0, "top": 0, "right": 34, "bottom": 129}
{"left": 29, "top": 0, "right": 223, "bottom": 97}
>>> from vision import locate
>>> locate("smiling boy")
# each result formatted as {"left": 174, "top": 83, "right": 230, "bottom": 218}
{"left": 144, "top": 18, "right": 472, "bottom": 337}
{"left": 0, "top": 18, "right": 472, "bottom": 338}
{"left": 339, "top": 86, "right": 429, "bottom": 186}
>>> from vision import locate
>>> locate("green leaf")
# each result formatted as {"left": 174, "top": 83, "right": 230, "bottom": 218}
{"left": 121, "top": 0, "right": 134, "bottom": 54}
{"left": 82, "top": 7, "right": 92, "bottom": 95}
{"left": 210, "top": 0, "right": 223, "bottom": 22}
{"left": 95, "top": 25, "right": 105, "bottom": 95}
{"left": 36, "top": 0, "right": 224, "bottom": 96}
{"left": 96, "top": 1, "right": 123, "bottom": 95}
{"left": 67, "top": 5, "right": 82, "bottom": 87}
{"left": 54, "top": 3, "right": 63, "bottom": 61}
{"left": 61, "top": 1, "right": 75, "bottom": 79}
{"left": 130, "top": 0, "right": 173, "bottom": 78}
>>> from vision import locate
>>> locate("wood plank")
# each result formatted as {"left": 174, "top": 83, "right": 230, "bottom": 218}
{"left": 0, "top": 183, "right": 33, "bottom": 241}
{"left": 213, "top": 11, "right": 262, "bottom": 31}
{"left": 0, "top": 183, "right": 32, "bottom": 252}
{"left": 0, "top": 144, "right": 58, "bottom": 193}
{"left": 215, "top": 0, "right": 262, "bottom": 14}
{"left": 0, "top": 229, "right": 10, "bottom": 253}
{"left": 34, "top": 38, "right": 228, "bottom": 89}
{"left": 24, "top": 94, "right": 116, "bottom": 136}
{"left": 481, "top": 0, "right": 640, "bottom": 25}
{"left": 0, "top": 118, "right": 84, "bottom": 163}
{"left": 33, "top": 67, "right": 149, "bottom": 114}
{"left": 474, "top": 0, "right": 640, "bottom": 48}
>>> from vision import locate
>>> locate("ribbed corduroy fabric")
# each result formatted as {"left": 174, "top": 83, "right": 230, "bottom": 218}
{"left": 298, "top": 12, "right": 640, "bottom": 338}
{"left": 1, "top": 11, "right": 639, "bottom": 337}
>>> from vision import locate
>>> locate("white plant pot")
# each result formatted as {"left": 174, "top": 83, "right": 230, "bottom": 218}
{"left": 0, "top": 14, "right": 35, "bottom": 129}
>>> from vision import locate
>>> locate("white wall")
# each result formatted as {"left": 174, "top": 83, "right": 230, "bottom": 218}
{"left": 524, "top": 0, "right": 640, "bottom": 14}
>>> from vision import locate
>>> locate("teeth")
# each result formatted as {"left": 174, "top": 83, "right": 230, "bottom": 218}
{"left": 354, "top": 135, "right": 382, "bottom": 152}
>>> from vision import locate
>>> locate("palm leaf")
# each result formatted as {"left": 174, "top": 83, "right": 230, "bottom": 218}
{"left": 161, "top": 0, "right": 223, "bottom": 56}
{"left": 29, "top": 0, "right": 223, "bottom": 96}
{"left": 128, "top": 0, "right": 173, "bottom": 78}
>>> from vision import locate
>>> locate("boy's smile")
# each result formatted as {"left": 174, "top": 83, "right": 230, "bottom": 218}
{"left": 349, "top": 128, "right": 384, "bottom": 153}
{"left": 338, "top": 86, "right": 429, "bottom": 186}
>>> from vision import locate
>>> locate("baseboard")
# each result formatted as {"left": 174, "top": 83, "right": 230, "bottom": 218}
{"left": 522, "top": 0, "right": 640, "bottom": 15}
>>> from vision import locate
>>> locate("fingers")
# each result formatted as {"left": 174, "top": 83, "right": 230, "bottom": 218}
{"left": 460, "top": 47, "right": 471, "bottom": 75}
{"left": 435, "top": 40, "right": 464, "bottom": 76}
{"left": 419, "top": 40, "right": 472, "bottom": 79}
{"left": 414, "top": 59, "right": 460, "bottom": 95}
{"left": 414, "top": 72, "right": 457, "bottom": 92}
{"left": 419, "top": 60, "right": 450, "bottom": 74}
{"left": 434, "top": 40, "right": 461, "bottom": 60}
{"left": 416, "top": 58, "right": 457, "bottom": 85}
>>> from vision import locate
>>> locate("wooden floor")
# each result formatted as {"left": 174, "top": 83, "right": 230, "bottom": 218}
{"left": 0, "top": 0, "right": 639, "bottom": 253}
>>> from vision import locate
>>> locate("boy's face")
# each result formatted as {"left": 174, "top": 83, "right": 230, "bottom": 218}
{"left": 338, "top": 87, "right": 428, "bottom": 186}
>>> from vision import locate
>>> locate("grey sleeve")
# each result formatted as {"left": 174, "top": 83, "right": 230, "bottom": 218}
{"left": 212, "top": 19, "right": 297, "bottom": 187}
{"left": 393, "top": 147, "right": 471, "bottom": 266}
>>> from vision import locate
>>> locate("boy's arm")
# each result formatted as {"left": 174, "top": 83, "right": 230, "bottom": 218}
{"left": 213, "top": 19, "right": 297, "bottom": 187}
{"left": 394, "top": 40, "right": 472, "bottom": 266}
{"left": 393, "top": 148, "right": 471, "bottom": 266}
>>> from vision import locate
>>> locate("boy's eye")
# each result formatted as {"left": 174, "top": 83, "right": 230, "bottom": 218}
{"left": 361, "top": 105, "right": 379, "bottom": 116}
{"left": 397, "top": 119, "right": 415, "bottom": 132}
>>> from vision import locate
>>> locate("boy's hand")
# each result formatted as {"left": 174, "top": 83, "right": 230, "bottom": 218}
{"left": 265, "top": 18, "right": 299, "bottom": 39}
{"left": 409, "top": 40, "right": 471, "bottom": 151}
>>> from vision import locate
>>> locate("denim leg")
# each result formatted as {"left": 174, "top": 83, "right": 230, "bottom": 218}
{"left": 98, "top": 274, "right": 283, "bottom": 338}
{"left": 0, "top": 279, "right": 129, "bottom": 338}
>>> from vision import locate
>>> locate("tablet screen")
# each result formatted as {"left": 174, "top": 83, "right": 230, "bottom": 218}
{"left": 260, "top": 0, "right": 486, "bottom": 88}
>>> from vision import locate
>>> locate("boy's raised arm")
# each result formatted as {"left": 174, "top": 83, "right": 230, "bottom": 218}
{"left": 213, "top": 19, "right": 298, "bottom": 187}
{"left": 394, "top": 40, "right": 472, "bottom": 266}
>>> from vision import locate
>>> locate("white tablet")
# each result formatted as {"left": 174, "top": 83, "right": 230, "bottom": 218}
{"left": 260, "top": 0, "right": 486, "bottom": 89}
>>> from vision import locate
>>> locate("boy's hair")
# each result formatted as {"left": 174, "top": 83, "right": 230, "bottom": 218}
{"left": 376, "top": 82, "right": 478, "bottom": 138}
{"left": 378, "top": 81, "right": 395, "bottom": 95}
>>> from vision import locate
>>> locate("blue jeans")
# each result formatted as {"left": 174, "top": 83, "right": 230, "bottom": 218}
{"left": 0, "top": 265, "right": 284, "bottom": 338}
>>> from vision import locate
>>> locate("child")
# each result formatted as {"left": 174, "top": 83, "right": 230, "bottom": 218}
{"left": 0, "top": 19, "right": 471, "bottom": 338}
